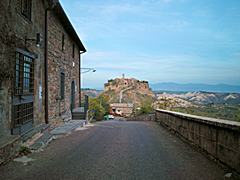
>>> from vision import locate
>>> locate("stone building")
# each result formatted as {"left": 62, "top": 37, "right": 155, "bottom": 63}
{"left": 0, "top": 0, "right": 86, "bottom": 142}
{"left": 109, "top": 103, "right": 134, "bottom": 117}
{"left": 0, "top": 0, "right": 47, "bottom": 138}
{"left": 47, "top": 2, "right": 86, "bottom": 121}
{"left": 104, "top": 77, "right": 154, "bottom": 97}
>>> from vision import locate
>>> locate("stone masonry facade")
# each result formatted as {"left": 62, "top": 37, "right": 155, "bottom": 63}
{"left": 0, "top": 0, "right": 46, "bottom": 137}
{"left": 47, "top": 10, "right": 81, "bottom": 120}
{"left": 0, "top": 0, "right": 86, "bottom": 140}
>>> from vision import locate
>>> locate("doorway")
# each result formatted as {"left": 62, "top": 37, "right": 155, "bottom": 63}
{"left": 12, "top": 51, "right": 34, "bottom": 135}
{"left": 71, "top": 81, "right": 75, "bottom": 111}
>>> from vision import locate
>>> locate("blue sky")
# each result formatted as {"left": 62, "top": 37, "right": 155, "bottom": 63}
{"left": 60, "top": 0, "right": 240, "bottom": 89}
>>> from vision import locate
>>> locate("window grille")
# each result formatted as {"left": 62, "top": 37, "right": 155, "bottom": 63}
{"left": 15, "top": 52, "right": 34, "bottom": 95}
{"left": 13, "top": 102, "right": 33, "bottom": 126}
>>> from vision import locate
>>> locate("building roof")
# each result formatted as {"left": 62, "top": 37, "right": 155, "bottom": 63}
{"left": 110, "top": 103, "right": 134, "bottom": 108}
{"left": 53, "top": 1, "right": 86, "bottom": 52}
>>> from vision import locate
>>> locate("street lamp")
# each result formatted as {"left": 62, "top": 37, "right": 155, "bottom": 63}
{"left": 81, "top": 68, "right": 96, "bottom": 74}
{"left": 79, "top": 68, "right": 96, "bottom": 107}
{"left": 25, "top": 33, "right": 42, "bottom": 47}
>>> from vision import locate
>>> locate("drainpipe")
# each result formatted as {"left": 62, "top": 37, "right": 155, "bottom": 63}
{"left": 44, "top": 1, "right": 59, "bottom": 124}
{"left": 44, "top": 8, "right": 49, "bottom": 124}
{"left": 79, "top": 51, "right": 86, "bottom": 107}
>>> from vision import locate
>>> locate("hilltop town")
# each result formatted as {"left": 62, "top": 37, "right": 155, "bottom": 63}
{"left": 90, "top": 75, "right": 154, "bottom": 117}
{"left": 103, "top": 75, "right": 154, "bottom": 105}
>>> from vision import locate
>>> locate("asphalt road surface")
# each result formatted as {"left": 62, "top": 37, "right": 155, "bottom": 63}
{"left": 0, "top": 120, "right": 231, "bottom": 180}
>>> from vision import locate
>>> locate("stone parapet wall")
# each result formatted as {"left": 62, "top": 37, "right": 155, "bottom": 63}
{"left": 0, "top": 136, "right": 20, "bottom": 165}
{"left": 155, "top": 109, "right": 240, "bottom": 174}
{"left": 127, "top": 113, "right": 155, "bottom": 121}
{"left": 0, "top": 80, "right": 12, "bottom": 137}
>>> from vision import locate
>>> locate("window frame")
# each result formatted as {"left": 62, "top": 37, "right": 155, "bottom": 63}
{"left": 72, "top": 43, "right": 75, "bottom": 58}
{"left": 13, "top": 102, "right": 34, "bottom": 126}
{"left": 15, "top": 51, "right": 34, "bottom": 95}
{"left": 60, "top": 72, "right": 65, "bottom": 100}
{"left": 21, "top": 0, "right": 32, "bottom": 21}
{"left": 62, "top": 34, "right": 65, "bottom": 51}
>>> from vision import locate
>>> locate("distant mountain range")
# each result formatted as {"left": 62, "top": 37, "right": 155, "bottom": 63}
{"left": 150, "top": 82, "right": 240, "bottom": 93}
{"left": 81, "top": 88, "right": 102, "bottom": 98}
{"left": 156, "top": 91, "right": 240, "bottom": 105}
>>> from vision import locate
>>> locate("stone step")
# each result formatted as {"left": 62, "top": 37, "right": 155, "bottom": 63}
{"left": 29, "top": 120, "right": 87, "bottom": 151}
{"left": 72, "top": 117, "right": 85, "bottom": 120}
{"left": 21, "top": 124, "right": 50, "bottom": 143}
{"left": 29, "top": 130, "right": 53, "bottom": 151}
{"left": 72, "top": 114, "right": 85, "bottom": 120}
{"left": 50, "top": 120, "right": 86, "bottom": 135}
{"left": 72, "top": 107, "right": 85, "bottom": 113}
{"left": 72, "top": 114, "right": 85, "bottom": 118}
{"left": 72, "top": 112, "right": 85, "bottom": 115}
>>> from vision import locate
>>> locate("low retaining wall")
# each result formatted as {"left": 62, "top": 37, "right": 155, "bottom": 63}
{"left": 0, "top": 136, "right": 20, "bottom": 165}
{"left": 127, "top": 113, "right": 155, "bottom": 121}
{"left": 155, "top": 109, "right": 240, "bottom": 174}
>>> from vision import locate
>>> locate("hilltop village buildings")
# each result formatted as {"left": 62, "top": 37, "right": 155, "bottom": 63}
{"left": 104, "top": 75, "right": 154, "bottom": 117}
{"left": 0, "top": 0, "right": 86, "bottom": 141}
{"left": 109, "top": 103, "right": 134, "bottom": 117}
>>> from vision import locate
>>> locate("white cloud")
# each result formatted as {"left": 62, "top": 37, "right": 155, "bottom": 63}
{"left": 60, "top": 0, "right": 240, "bottom": 87}
{"left": 81, "top": 49, "right": 240, "bottom": 88}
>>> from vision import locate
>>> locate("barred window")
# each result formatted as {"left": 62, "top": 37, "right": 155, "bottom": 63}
{"left": 62, "top": 34, "right": 65, "bottom": 51}
{"left": 72, "top": 44, "right": 75, "bottom": 58}
{"left": 60, "top": 72, "right": 65, "bottom": 99}
{"left": 15, "top": 52, "right": 34, "bottom": 95}
{"left": 13, "top": 102, "right": 33, "bottom": 126}
{"left": 21, "top": 0, "right": 32, "bottom": 20}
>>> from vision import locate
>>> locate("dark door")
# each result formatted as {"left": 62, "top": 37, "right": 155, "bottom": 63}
{"left": 71, "top": 81, "right": 75, "bottom": 111}
{"left": 12, "top": 51, "right": 34, "bottom": 135}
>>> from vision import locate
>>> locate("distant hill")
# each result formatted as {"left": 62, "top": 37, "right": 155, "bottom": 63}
{"left": 154, "top": 91, "right": 240, "bottom": 122}
{"left": 102, "top": 77, "right": 154, "bottom": 106}
{"left": 151, "top": 82, "right": 240, "bottom": 93}
{"left": 81, "top": 88, "right": 102, "bottom": 98}
{"left": 155, "top": 91, "right": 240, "bottom": 106}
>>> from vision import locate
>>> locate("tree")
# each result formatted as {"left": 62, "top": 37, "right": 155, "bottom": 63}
{"left": 139, "top": 99, "right": 153, "bottom": 114}
{"left": 89, "top": 95, "right": 110, "bottom": 121}
{"left": 98, "top": 94, "right": 110, "bottom": 112}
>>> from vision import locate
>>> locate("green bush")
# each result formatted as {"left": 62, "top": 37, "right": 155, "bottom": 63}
{"left": 89, "top": 95, "right": 110, "bottom": 121}
{"left": 19, "top": 146, "right": 31, "bottom": 155}
{"left": 139, "top": 100, "right": 153, "bottom": 114}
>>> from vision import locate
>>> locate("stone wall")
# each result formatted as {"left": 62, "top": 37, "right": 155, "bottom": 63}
{"left": 0, "top": 0, "right": 46, "bottom": 136}
{"left": 155, "top": 109, "right": 240, "bottom": 174}
{"left": 0, "top": 81, "right": 12, "bottom": 136}
{"left": 127, "top": 113, "right": 155, "bottom": 121}
{"left": 0, "top": 137, "right": 20, "bottom": 165}
{"left": 47, "top": 10, "right": 80, "bottom": 120}
{"left": 109, "top": 103, "right": 134, "bottom": 117}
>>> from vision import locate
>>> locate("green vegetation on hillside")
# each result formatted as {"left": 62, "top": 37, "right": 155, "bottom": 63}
{"left": 89, "top": 94, "right": 110, "bottom": 121}
{"left": 171, "top": 105, "right": 240, "bottom": 122}
{"left": 155, "top": 97, "right": 177, "bottom": 110}
{"left": 138, "top": 99, "right": 154, "bottom": 115}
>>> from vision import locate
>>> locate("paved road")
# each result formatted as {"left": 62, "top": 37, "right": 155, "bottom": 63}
{"left": 0, "top": 120, "right": 231, "bottom": 180}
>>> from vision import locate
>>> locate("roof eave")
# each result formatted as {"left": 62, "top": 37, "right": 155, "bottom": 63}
{"left": 53, "top": 2, "right": 86, "bottom": 52}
